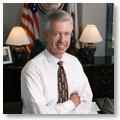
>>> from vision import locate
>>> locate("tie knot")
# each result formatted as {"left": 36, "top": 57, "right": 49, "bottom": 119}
{"left": 57, "top": 61, "right": 63, "bottom": 66}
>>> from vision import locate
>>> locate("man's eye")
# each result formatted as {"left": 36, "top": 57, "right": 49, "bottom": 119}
{"left": 53, "top": 32, "right": 59, "bottom": 36}
{"left": 65, "top": 33, "right": 71, "bottom": 36}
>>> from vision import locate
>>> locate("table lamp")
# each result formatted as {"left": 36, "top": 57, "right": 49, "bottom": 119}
{"left": 79, "top": 24, "right": 103, "bottom": 63}
{"left": 5, "top": 26, "right": 30, "bottom": 63}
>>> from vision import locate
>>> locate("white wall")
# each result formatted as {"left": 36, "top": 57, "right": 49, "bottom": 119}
{"left": 82, "top": 3, "right": 107, "bottom": 56}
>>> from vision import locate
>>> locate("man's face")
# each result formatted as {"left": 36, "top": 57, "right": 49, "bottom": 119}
{"left": 44, "top": 21, "right": 73, "bottom": 59}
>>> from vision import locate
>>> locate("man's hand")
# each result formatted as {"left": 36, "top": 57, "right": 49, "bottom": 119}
{"left": 70, "top": 93, "right": 80, "bottom": 107}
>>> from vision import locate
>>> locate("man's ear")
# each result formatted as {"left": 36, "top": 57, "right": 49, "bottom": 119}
{"left": 43, "top": 31, "right": 48, "bottom": 41}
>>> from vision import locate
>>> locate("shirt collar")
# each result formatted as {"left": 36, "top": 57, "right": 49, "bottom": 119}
{"left": 44, "top": 48, "right": 67, "bottom": 66}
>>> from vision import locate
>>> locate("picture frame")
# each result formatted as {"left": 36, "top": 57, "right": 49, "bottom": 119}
{"left": 37, "top": 3, "right": 65, "bottom": 13}
{"left": 3, "top": 46, "right": 13, "bottom": 64}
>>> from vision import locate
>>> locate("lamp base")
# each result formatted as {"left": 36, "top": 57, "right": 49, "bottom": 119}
{"left": 13, "top": 46, "right": 27, "bottom": 63}
{"left": 76, "top": 43, "right": 96, "bottom": 64}
{"left": 84, "top": 43, "right": 96, "bottom": 49}
{"left": 84, "top": 43, "right": 96, "bottom": 63}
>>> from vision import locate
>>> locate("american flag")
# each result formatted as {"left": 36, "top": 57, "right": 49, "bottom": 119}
{"left": 21, "top": 3, "right": 39, "bottom": 52}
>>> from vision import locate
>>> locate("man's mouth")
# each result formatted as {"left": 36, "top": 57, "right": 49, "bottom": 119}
{"left": 57, "top": 44, "right": 65, "bottom": 49}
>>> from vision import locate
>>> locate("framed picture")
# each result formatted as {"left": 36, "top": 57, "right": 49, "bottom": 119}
{"left": 3, "top": 46, "right": 13, "bottom": 64}
{"left": 37, "top": 3, "right": 65, "bottom": 13}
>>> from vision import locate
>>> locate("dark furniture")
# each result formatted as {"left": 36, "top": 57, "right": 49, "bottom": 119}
{"left": 3, "top": 56, "right": 114, "bottom": 114}
{"left": 83, "top": 56, "right": 114, "bottom": 99}
{"left": 3, "top": 63, "right": 24, "bottom": 114}
{"left": 3, "top": 64, "right": 22, "bottom": 102}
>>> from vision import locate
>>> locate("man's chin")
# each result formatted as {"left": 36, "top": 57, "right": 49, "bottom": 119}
{"left": 57, "top": 49, "right": 66, "bottom": 54}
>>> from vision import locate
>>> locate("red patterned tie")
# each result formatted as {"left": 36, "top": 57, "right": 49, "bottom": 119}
{"left": 57, "top": 61, "right": 68, "bottom": 103}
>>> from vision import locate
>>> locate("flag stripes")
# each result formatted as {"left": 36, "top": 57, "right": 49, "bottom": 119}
{"left": 21, "top": 3, "right": 39, "bottom": 51}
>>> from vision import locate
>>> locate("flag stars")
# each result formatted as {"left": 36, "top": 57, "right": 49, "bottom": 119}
{"left": 28, "top": 3, "right": 38, "bottom": 13}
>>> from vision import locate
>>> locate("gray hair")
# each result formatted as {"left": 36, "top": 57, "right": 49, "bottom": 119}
{"left": 45, "top": 9, "right": 73, "bottom": 31}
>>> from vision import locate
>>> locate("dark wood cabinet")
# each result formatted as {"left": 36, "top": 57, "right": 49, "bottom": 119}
{"left": 3, "top": 64, "right": 24, "bottom": 113}
{"left": 3, "top": 64, "right": 23, "bottom": 102}
{"left": 83, "top": 56, "right": 114, "bottom": 99}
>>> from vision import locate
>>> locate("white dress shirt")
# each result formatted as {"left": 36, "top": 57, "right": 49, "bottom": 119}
{"left": 21, "top": 49, "right": 99, "bottom": 114}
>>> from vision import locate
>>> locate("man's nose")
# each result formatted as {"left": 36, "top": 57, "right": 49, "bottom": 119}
{"left": 59, "top": 34, "right": 65, "bottom": 42}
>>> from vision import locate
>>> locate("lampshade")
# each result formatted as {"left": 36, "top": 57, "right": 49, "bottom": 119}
{"left": 79, "top": 24, "right": 103, "bottom": 43}
{"left": 6, "top": 26, "right": 30, "bottom": 46}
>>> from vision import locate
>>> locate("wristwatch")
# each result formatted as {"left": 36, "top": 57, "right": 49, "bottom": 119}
{"left": 37, "top": 3, "right": 65, "bottom": 13}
